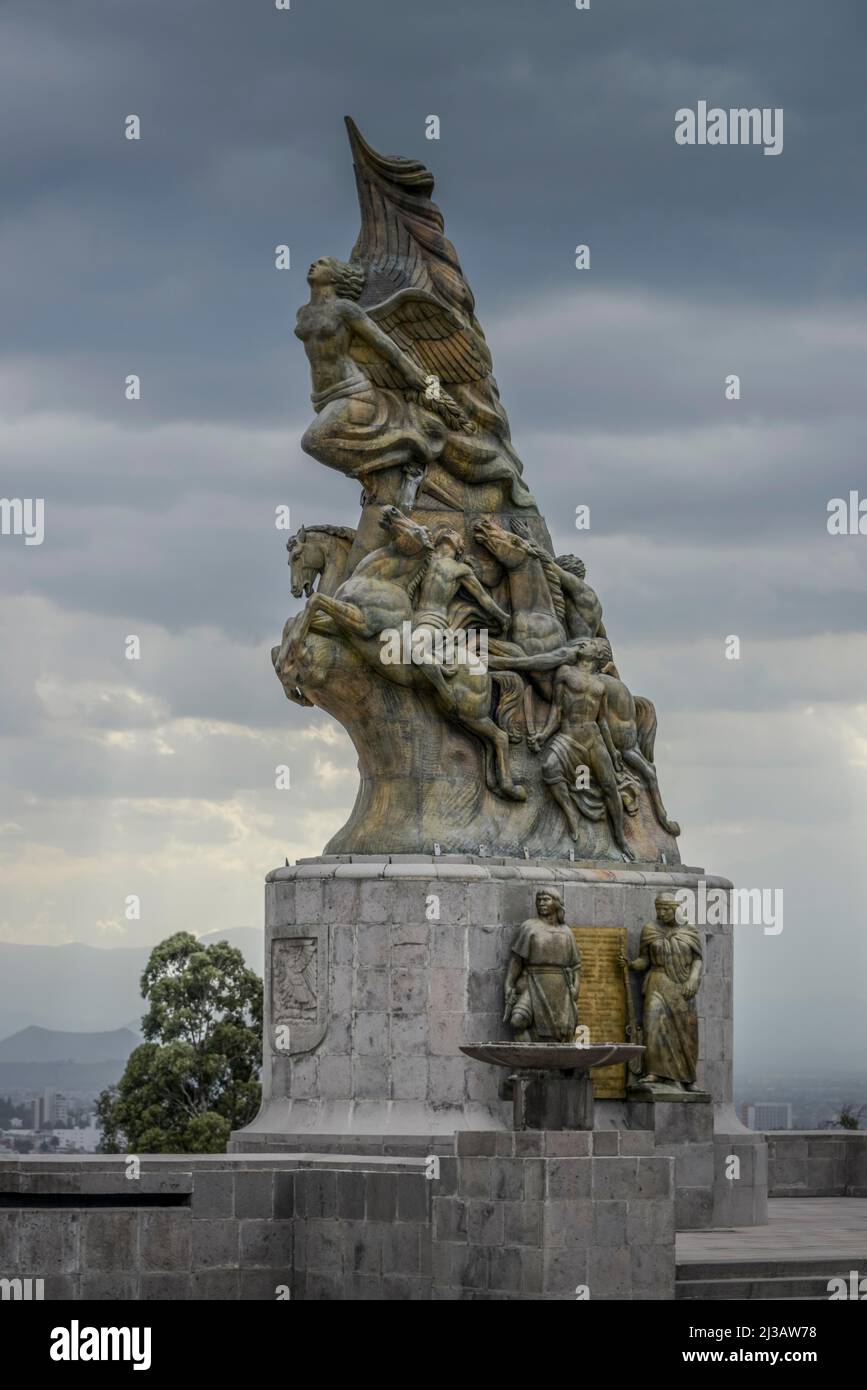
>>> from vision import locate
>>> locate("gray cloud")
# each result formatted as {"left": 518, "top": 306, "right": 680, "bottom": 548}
{"left": 1, "top": 0, "right": 865, "bottom": 1072}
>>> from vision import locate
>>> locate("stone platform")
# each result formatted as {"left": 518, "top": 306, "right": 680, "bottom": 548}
{"left": 230, "top": 854, "right": 766, "bottom": 1232}
{"left": 676, "top": 1197, "right": 867, "bottom": 1300}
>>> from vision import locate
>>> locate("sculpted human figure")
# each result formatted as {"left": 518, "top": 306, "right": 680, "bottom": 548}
{"left": 410, "top": 526, "right": 509, "bottom": 707}
{"left": 295, "top": 255, "right": 535, "bottom": 507}
{"left": 528, "top": 646, "right": 634, "bottom": 860}
{"left": 553, "top": 555, "right": 606, "bottom": 640}
{"left": 620, "top": 892, "right": 703, "bottom": 1090}
{"left": 270, "top": 121, "right": 686, "bottom": 861}
{"left": 504, "top": 888, "right": 581, "bottom": 1043}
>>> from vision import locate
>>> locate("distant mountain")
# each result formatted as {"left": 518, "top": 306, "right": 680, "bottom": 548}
{"left": 0, "top": 1026, "right": 140, "bottom": 1064}
{"left": 0, "top": 928, "right": 263, "bottom": 1041}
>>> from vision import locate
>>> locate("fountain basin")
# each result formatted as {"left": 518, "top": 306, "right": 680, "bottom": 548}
{"left": 461, "top": 1042, "right": 644, "bottom": 1072}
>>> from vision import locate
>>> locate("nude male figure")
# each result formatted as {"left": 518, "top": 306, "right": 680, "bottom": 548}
{"left": 529, "top": 647, "right": 633, "bottom": 860}
{"left": 411, "top": 526, "right": 509, "bottom": 707}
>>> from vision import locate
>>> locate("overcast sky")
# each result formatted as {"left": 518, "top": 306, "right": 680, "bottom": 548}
{"left": 1, "top": 0, "right": 866, "bottom": 1075}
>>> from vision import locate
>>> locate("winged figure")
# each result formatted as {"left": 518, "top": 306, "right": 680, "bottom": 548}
{"left": 294, "top": 120, "right": 535, "bottom": 509}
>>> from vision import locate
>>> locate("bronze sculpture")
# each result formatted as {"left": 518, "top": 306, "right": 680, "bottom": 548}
{"left": 504, "top": 889, "right": 582, "bottom": 1043}
{"left": 620, "top": 892, "right": 705, "bottom": 1092}
{"left": 272, "top": 118, "right": 682, "bottom": 862}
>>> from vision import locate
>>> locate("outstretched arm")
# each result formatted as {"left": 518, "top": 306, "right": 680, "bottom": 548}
{"left": 487, "top": 641, "right": 584, "bottom": 672}
{"left": 343, "top": 302, "right": 426, "bottom": 386}
{"left": 531, "top": 680, "right": 563, "bottom": 747}
{"left": 459, "top": 568, "right": 509, "bottom": 631}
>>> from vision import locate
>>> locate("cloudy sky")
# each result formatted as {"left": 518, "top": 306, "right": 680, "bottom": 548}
{"left": 1, "top": 0, "right": 865, "bottom": 1074}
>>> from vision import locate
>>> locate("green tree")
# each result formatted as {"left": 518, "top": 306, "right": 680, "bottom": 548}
{"left": 97, "top": 932, "right": 263, "bottom": 1153}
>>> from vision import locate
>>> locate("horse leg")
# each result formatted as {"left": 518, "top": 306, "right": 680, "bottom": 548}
{"left": 298, "top": 593, "right": 369, "bottom": 644}
{"left": 523, "top": 684, "right": 537, "bottom": 741}
{"left": 623, "top": 748, "right": 680, "bottom": 836}
{"left": 461, "top": 715, "right": 526, "bottom": 802}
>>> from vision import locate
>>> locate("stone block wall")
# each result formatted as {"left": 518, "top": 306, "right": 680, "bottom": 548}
{"left": 0, "top": 1156, "right": 298, "bottom": 1300}
{"left": 766, "top": 1131, "right": 867, "bottom": 1197}
{"left": 0, "top": 1141, "right": 677, "bottom": 1301}
{"left": 239, "top": 856, "right": 735, "bottom": 1153}
{"left": 432, "top": 1131, "right": 675, "bottom": 1301}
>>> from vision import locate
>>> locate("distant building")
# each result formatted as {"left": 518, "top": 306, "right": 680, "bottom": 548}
{"left": 42, "top": 1088, "right": 56, "bottom": 1126}
{"left": 742, "top": 1102, "right": 792, "bottom": 1130}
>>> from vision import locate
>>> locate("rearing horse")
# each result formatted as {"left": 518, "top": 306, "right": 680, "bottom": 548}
{"left": 473, "top": 517, "right": 567, "bottom": 658}
{"left": 286, "top": 524, "right": 356, "bottom": 599}
{"left": 284, "top": 506, "right": 526, "bottom": 800}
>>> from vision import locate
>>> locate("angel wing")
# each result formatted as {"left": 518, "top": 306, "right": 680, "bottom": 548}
{"left": 345, "top": 117, "right": 478, "bottom": 322}
{"left": 349, "top": 288, "right": 490, "bottom": 390}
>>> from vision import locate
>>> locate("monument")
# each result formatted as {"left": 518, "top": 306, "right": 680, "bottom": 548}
{"left": 232, "top": 119, "right": 767, "bottom": 1297}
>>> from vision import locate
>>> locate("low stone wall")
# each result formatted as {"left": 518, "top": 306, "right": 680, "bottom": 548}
{"left": 0, "top": 1137, "right": 676, "bottom": 1301}
{"left": 0, "top": 1155, "right": 299, "bottom": 1300}
{"left": 765, "top": 1131, "right": 867, "bottom": 1198}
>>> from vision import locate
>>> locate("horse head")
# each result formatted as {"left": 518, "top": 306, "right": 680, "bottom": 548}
{"left": 473, "top": 515, "right": 532, "bottom": 570}
{"left": 379, "top": 505, "right": 432, "bottom": 558}
{"left": 287, "top": 525, "right": 323, "bottom": 599}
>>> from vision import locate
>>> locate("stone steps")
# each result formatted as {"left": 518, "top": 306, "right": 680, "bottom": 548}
{"left": 676, "top": 1256, "right": 859, "bottom": 1301}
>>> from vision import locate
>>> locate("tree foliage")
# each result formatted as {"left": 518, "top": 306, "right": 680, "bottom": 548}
{"left": 97, "top": 932, "right": 262, "bottom": 1153}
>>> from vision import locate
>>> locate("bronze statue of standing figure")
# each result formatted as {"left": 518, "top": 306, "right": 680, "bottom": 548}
{"left": 504, "top": 888, "right": 581, "bottom": 1043}
{"left": 621, "top": 891, "right": 705, "bottom": 1093}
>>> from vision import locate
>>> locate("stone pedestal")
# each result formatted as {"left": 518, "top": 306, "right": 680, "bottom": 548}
{"left": 511, "top": 1072, "right": 595, "bottom": 1132}
{"left": 231, "top": 853, "right": 766, "bottom": 1234}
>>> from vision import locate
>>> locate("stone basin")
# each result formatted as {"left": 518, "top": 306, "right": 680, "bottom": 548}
{"left": 460, "top": 1042, "right": 645, "bottom": 1072}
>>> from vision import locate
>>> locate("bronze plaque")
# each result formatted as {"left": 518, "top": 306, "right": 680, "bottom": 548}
{"left": 570, "top": 925, "right": 628, "bottom": 1099}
